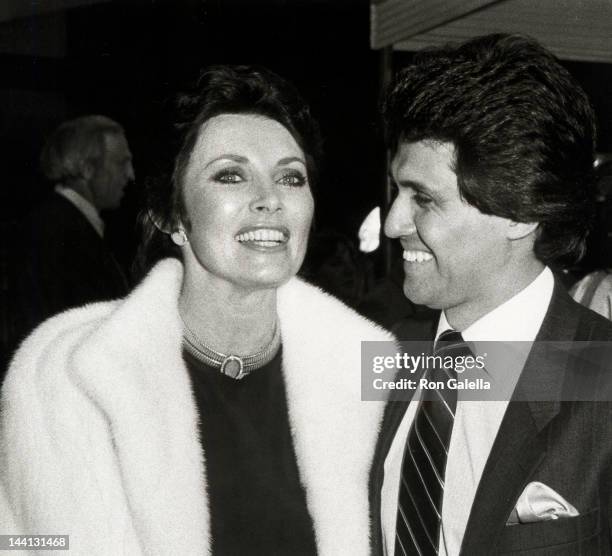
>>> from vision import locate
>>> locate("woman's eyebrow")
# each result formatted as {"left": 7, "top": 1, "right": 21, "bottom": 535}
{"left": 205, "top": 154, "right": 248, "bottom": 169}
{"left": 277, "top": 156, "right": 306, "bottom": 166}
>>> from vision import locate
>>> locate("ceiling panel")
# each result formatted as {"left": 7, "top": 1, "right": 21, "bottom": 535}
{"left": 371, "top": 0, "right": 500, "bottom": 48}
{"left": 0, "top": 0, "right": 110, "bottom": 24}
{"left": 372, "top": 0, "right": 612, "bottom": 63}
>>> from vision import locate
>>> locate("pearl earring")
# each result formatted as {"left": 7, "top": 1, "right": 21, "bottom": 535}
{"left": 171, "top": 229, "right": 188, "bottom": 246}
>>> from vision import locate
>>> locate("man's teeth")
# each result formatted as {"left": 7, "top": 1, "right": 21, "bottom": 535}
{"left": 236, "top": 229, "right": 287, "bottom": 243}
{"left": 403, "top": 250, "right": 433, "bottom": 263}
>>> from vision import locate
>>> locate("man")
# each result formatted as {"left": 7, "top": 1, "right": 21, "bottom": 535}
{"left": 371, "top": 34, "right": 612, "bottom": 555}
{"left": 6, "top": 115, "right": 132, "bottom": 370}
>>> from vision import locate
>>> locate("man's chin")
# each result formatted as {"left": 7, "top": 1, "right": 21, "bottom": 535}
{"left": 402, "top": 282, "right": 441, "bottom": 310}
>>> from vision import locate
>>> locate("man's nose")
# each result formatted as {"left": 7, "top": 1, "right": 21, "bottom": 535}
{"left": 384, "top": 196, "right": 416, "bottom": 238}
{"left": 126, "top": 162, "right": 135, "bottom": 183}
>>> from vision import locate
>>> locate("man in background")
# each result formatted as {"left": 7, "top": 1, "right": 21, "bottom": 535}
{"left": 4, "top": 115, "right": 133, "bottom": 373}
{"left": 371, "top": 34, "right": 612, "bottom": 555}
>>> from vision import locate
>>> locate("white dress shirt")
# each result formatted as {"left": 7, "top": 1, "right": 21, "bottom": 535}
{"left": 382, "top": 267, "right": 554, "bottom": 555}
{"left": 55, "top": 185, "right": 105, "bottom": 238}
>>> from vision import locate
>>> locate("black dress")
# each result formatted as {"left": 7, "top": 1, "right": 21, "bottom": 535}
{"left": 184, "top": 347, "right": 318, "bottom": 556}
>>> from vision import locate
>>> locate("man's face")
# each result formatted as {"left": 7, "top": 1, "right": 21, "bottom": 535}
{"left": 91, "top": 132, "right": 134, "bottom": 210}
{"left": 384, "top": 140, "right": 518, "bottom": 324}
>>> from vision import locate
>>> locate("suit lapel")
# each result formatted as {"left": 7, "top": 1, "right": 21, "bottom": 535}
{"left": 370, "top": 400, "right": 412, "bottom": 556}
{"left": 460, "top": 402, "right": 547, "bottom": 553}
{"left": 370, "top": 315, "right": 438, "bottom": 555}
{"left": 460, "top": 280, "right": 579, "bottom": 552}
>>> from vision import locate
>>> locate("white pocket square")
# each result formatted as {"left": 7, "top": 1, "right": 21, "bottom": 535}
{"left": 506, "top": 481, "right": 579, "bottom": 524}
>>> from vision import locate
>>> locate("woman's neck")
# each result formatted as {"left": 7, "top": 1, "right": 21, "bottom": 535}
{"left": 178, "top": 271, "right": 278, "bottom": 356}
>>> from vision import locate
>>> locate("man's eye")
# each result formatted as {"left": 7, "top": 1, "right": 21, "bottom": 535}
{"left": 414, "top": 194, "right": 433, "bottom": 207}
{"left": 278, "top": 171, "right": 307, "bottom": 187}
{"left": 213, "top": 170, "right": 244, "bottom": 184}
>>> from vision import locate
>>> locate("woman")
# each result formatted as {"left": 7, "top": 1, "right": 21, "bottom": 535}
{"left": 570, "top": 161, "right": 612, "bottom": 320}
{"left": 0, "top": 66, "right": 392, "bottom": 555}
{"left": 571, "top": 269, "right": 612, "bottom": 319}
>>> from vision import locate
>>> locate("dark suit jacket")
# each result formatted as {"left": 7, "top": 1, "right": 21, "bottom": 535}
{"left": 370, "top": 282, "right": 612, "bottom": 555}
{"left": 4, "top": 193, "right": 128, "bottom": 370}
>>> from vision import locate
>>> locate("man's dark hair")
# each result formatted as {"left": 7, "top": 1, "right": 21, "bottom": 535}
{"left": 383, "top": 33, "right": 597, "bottom": 265}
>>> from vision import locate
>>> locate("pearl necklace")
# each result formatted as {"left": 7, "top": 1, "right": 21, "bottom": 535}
{"left": 180, "top": 315, "right": 281, "bottom": 380}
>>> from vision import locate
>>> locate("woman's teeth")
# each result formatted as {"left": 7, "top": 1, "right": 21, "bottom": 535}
{"left": 235, "top": 229, "right": 287, "bottom": 243}
{"left": 403, "top": 250, "right": 433, "bottom": 263}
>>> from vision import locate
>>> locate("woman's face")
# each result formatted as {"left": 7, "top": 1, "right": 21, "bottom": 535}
{"left": 180, "top": 113, "right": 314, "bottom": 291}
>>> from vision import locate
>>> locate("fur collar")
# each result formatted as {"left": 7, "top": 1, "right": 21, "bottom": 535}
{"left": 3, "top": 259, "right": 392, "bottom": 555}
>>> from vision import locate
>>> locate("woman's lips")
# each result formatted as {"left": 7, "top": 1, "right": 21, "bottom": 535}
{"left": 234, "top": 226, "right": 290, "bottom": 251}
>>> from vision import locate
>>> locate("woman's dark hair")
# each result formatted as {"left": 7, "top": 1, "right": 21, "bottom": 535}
{"left": 383, "top": 33, "right": 597, "bottom": 266}
{"left": 136, "top": 65, "right": 322, "bottom": 275}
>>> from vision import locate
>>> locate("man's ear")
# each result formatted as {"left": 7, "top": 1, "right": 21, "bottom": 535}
{"left": 79, "top": 160, "right": 96, "bottom": 182}
{"left": 506, "top": 220, "right": 539, "bottom": 241}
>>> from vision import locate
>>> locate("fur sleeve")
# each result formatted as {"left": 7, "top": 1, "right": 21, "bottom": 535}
{"left": 0, "top": 304, "right": 142, "bottom": 555}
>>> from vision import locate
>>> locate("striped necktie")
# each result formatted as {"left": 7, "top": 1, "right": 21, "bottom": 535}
{"left": 394, "top": 330, "right": 468, "bottom": 556}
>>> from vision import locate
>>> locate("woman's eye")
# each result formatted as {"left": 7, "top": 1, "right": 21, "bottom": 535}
{"left": 277, "top": 171, "right": 307, "bottom": 187}
{"left": 213, "top": 169, "right": 244, "bottom": 184}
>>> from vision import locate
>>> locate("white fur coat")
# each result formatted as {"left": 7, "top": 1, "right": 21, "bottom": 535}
{"left": 0, "top": 259, "right": 392, "bottom": 555}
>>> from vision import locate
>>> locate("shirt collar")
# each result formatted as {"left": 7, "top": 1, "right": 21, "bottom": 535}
{"left": 436, "top": 267, "right": 554, "bottom": 342}
{"left": 55, "top": 185, "right": 105, "bottom": 238}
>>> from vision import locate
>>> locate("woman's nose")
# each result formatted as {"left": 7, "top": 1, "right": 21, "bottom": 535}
{"left": 249, "top": 180, "right": 282, "bottom": 213}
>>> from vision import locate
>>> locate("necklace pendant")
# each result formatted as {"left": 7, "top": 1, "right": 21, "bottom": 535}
{"left": 220, "top": 355, "right": 246, "bottom": 379}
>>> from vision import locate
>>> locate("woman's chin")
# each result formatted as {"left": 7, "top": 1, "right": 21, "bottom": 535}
{"left": 237, "top": 269, "right": 295, "bottom": 291}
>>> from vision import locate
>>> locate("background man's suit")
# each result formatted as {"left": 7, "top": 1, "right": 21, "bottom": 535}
{"left": 370, "top": 282, "right": 612, "bottom": 554}
{"left": 3, "top": 192, "right": 128, "bottom": 373}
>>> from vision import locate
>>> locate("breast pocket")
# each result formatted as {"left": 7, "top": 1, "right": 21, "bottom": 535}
{"left": 494, "top": 508, "right": 601, "bottom": 554}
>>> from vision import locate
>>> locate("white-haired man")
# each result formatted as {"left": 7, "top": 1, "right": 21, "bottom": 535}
{"left": 8, "top": 115, "right": 133, "bottom": 369}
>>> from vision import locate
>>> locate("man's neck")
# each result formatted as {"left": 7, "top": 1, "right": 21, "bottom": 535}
{"left": 62, "top": 179, "right": 97, "bottom": 208}
{"left": 55, "top": 185, "right": 104, "bottom": 237}
{"left": 445, "top": 261, "right": 546, "bottom": 331}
